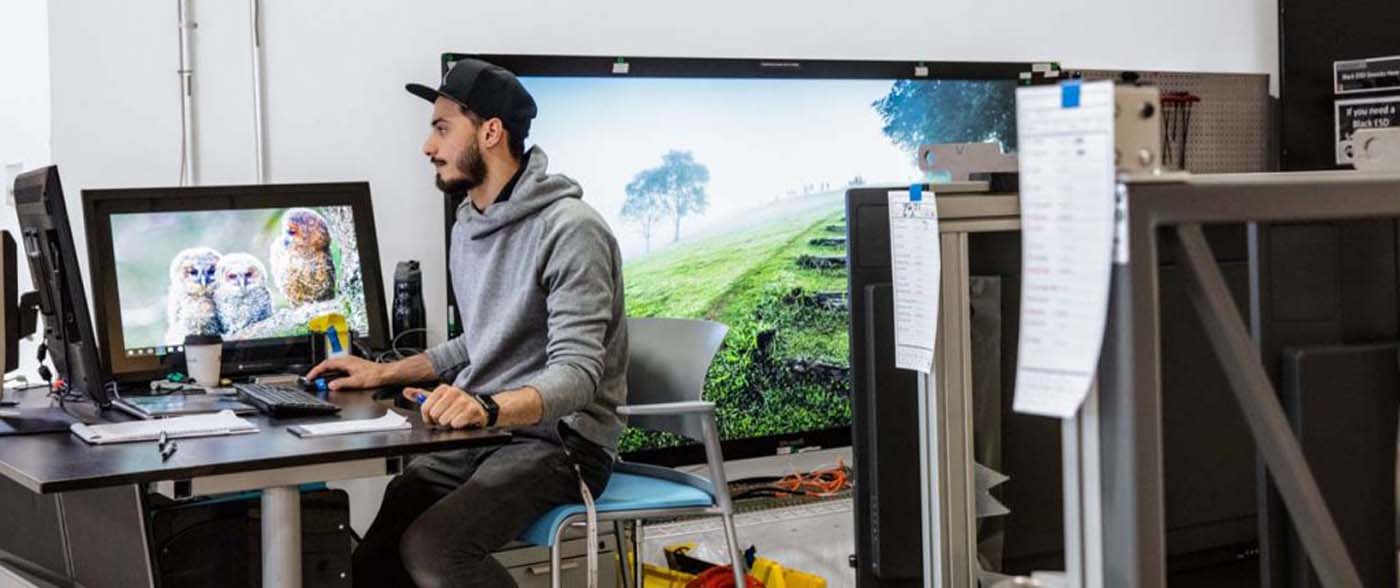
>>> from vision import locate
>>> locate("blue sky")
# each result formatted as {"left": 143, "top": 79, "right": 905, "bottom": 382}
{"left": 523, "top": 77, "right": 930, "bottom": 259}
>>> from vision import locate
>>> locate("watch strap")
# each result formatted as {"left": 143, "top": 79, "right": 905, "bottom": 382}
{"left": 474, "top": 393, "right": 499, "bottom": 427}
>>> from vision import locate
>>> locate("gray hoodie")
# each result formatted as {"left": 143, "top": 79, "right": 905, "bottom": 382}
{"left": 425, "top": 147, "right": 628, "bottom": 453}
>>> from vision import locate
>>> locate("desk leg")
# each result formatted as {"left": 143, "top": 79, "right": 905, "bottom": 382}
{"left": 261, "top": 485, "right": 302, "bottom": 588}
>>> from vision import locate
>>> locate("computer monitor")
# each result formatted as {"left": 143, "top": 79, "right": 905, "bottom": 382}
{"left": 12, "top": 166, "right": 111, "bottom": 407}
{"left": 83, "top": 182, "right": 390, "bottom": 383}
{"left": 0, "top": 231, "right": 17, "bottom": 374}
{"left": 442, "top": 53, "right": 1032, "bottom": 464}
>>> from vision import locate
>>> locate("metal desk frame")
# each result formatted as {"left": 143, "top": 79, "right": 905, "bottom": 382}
{"left": 1070, "top": 171, "right": 1400, "bottom": 588}
{"left": 919, "top": 188, "right": 1021, "bottom": 587}
{"left": 151, "top": 457, "right": 403, "bottom": 587}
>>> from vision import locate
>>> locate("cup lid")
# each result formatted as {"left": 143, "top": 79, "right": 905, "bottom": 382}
{"left": 183, "top": 334, "right": 223, "bottom": 345}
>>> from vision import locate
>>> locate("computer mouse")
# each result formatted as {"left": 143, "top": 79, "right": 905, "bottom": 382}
{"left": 299, "top": 370, "right": 349, "bottom": 392}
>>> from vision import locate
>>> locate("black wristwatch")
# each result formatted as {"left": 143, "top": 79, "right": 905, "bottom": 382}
{"left": 473, "top": 393, "right": 499, "bottom": 428}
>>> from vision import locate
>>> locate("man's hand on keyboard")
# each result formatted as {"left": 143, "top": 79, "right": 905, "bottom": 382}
{"left": 406, "top": 384, "right": 485, "bottom": 429}
{"left": 308, "top": 356, "right": 384, "bottom": 391}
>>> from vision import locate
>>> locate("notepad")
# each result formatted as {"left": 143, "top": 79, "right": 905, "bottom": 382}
{"left": 287, "top": 411, "right": 411, "bottom": 438}
{"left": 71, "top": 410, "right": 259, "bottom": 444}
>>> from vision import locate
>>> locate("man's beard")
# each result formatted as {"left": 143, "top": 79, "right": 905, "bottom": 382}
{"left": 435, "top": 140, "right": 487, "bottom": 197}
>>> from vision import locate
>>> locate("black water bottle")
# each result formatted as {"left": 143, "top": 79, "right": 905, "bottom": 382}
{"left": 392, "top": 261, "right": 426, "bottom": 352}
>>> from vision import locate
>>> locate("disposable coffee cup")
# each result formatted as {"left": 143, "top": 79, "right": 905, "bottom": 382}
{"left": 183, "top": 334, "right": 224, "bottom": 386}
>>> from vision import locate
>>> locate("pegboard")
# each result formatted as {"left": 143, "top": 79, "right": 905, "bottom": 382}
{"left": 1078, "top": 70, "right": 1273, "bottom": 173}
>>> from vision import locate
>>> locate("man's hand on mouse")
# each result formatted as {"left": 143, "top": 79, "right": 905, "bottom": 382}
{"left": 405, "top": 384, "right": 485, "bottom": 429}
{"left": 307, "top": 356, "right": 385, "bottom": 391}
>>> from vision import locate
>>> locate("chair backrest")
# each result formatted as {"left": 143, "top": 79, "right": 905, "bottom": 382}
{"left": 624, "top": 317, "right": 729, "bottom": 441}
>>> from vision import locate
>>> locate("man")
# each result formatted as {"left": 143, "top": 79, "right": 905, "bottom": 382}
{"left": 308, "top": 58, "right": 628, "bottom": 587}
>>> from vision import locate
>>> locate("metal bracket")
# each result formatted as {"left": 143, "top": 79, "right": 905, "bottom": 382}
{"left": 1351, "top": 128, "right": 1400, "bottom": 171}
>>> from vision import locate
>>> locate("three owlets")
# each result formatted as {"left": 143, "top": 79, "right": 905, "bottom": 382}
{"left": 165, "top": 208, "right": 337, "bottom": 343}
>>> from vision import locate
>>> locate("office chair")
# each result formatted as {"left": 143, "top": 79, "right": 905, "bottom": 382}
{"left": 517, "top": 317, "right": 747, "bottom": 588}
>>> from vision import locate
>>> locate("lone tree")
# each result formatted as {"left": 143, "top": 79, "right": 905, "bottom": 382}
{"left": 622, "top": 150, "right": 711, "bottom": 246}
{"left": 621, "top": 174, "right": 670, "bottom": 254}
{"left": 658, "top": 151, "right": 710, "bottom": 242}
{"left": 871, "top": 80, "right": 1018, "bottom": 155}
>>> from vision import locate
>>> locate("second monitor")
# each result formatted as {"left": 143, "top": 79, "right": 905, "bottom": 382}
{"left": 83, "top": 182, "right": 390, "bottom": 383}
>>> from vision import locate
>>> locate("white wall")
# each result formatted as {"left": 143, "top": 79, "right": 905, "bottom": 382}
{"left": 1, "top": 0, "right": 52, "bottom": 380}
{"left": 47, "top": 0, "right": 1280, "bottom": 351}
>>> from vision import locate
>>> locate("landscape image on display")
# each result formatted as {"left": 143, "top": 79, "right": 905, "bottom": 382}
{"left": 110, "top": 205, "right": 370, "bottom": 354}
{"left": 524, "top": 76, "right": 1017, "bottom": 452}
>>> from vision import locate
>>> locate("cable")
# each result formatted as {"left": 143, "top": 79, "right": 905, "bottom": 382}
{"left": 391, "top": 328, "right": 428, "bottom": 344}
{"left": 391, "top": 328, "right": 428, "bottom": 359}
{"left": 371, "top": 328, "right": 430, "bottom": 363}
{"left": 728, "top": 460, "right": 853, "bottom": 500}
{"left": 772, "top": 460, "right": 850, "bottom": 497}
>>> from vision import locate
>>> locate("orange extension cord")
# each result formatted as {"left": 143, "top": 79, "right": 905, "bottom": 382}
{"left": 772, "top": 459, "right": 851, "bottom": 497}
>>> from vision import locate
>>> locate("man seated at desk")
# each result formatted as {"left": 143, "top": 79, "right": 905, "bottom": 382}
{"left": 309, "top": 58, "right": 629, "bottom": 588}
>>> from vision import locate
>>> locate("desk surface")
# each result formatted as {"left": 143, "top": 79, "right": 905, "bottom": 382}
{"left": 0, "top": 387, "right": 509, "bottom": 494}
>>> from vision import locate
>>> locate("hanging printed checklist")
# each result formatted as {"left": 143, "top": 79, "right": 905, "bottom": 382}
{"left": 1012, "top": 80, "right": 1117, "bottom": 418}
{"left": 888, "top": 188, "right": 941, "bottom": 374}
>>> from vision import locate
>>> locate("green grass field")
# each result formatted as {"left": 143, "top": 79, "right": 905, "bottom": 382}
{"left": 621, "top": 196, "right": 851, "bottom": 452}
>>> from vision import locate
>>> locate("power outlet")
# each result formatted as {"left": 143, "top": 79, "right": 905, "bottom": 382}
{"left": 3, "top": 161, "right": 22, "bottom": 208}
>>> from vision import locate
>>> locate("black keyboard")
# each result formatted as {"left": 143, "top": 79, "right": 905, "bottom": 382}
{"left": 234, "top": 383, "right": 341, "bottom": 417}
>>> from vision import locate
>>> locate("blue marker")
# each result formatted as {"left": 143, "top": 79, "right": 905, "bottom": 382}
{"left": 414, "top": 392, "right": 428, "bottom": 404}
{"left": 326, "top": 325, "right": 344, "bottom": 356}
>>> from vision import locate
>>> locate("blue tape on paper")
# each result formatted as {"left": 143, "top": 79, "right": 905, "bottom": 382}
{"left": 1061, "top": 80, "right": 1081, "bottom": 108}
{"left": 910, "top": 184, "right": 923, "bottom": 202}
{"left": 327, "top": 325, "right": 343, "bottom": 354}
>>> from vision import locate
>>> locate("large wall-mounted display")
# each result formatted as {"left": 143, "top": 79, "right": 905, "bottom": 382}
{"left": 440, "top": 54, "right": 1032, "bottom": 465}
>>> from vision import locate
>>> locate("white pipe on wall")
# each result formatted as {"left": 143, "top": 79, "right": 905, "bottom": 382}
{"left": 249, "top": 0, "right": 267, "bottom": 183}
{"left": 176, "top": 0, "right": 197, "bottom": 186}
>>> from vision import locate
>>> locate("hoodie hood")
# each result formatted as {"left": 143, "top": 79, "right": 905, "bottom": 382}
{"left": 458, "top": 146, "right": 582, "bottom": 239}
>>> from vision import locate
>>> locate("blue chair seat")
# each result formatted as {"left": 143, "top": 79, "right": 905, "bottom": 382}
{"left": 518, "top": 472, "right": 715, "bottom": 546}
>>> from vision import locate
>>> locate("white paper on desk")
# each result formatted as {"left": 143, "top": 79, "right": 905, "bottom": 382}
{"left": 1012, "top": 81, "right": 1116, "bottom": 418}
{"left": 289, "top": 411, "right": 411, "bottom": 438}
{"left": 71, "top": 409, "right": 258, "bottom": 444}
{"left": 888, "top": 190, "right": 941, "bottom": 374}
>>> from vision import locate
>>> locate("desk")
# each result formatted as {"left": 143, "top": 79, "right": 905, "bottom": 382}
{"left": 0, "top": 386, "right": 510, "bottom": 588}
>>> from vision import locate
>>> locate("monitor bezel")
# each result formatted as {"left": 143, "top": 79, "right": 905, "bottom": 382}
{"left": 83, "top": 182, "right": 391, "bottom": 384}
{"left": 442, "top": 52, "right": 1040, "bottom": 465}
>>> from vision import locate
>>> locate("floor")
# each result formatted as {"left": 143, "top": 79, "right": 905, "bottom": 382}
{"left": 640, "top": 498, "right": 856, "bottom": 588}
{"left": 333, "top": 448, "right": 861, "bottom": 587}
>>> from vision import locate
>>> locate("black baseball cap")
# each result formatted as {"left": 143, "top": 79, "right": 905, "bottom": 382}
{"left": 406, "top": 58, "right": 538, "bottom": 140}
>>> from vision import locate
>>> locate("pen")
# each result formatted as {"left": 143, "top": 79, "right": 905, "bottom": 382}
{"left": 158, "top": 431, "right": 178, "bottom": 461}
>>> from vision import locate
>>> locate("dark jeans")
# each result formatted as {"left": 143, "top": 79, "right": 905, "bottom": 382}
{"left": 353, "top": 426, "right": 613, "bottom": 588}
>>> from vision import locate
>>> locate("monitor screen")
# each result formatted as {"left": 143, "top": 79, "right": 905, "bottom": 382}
{"left": 108, "top": 206, "right": 371, "bottom": 357}
{"left": 84, "top": 182, "right": 389, "bottom": 382}
{"left": 452, "top": 55, "right": 1028, "bottom": 462}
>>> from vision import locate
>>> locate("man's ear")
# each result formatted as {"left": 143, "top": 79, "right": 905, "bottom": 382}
{"left": 480, "top": 118, "right": 504, "bottom": 150}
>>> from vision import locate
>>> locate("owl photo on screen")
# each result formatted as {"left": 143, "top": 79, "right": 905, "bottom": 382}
{"left": 165, "top": 247, "right": 223, "bottom": 343}
{"left": 271, "top": 208, "right": 336, "bottom": 307}
{"left": 214, "top": 252, "right": 273, "bottom": 334}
